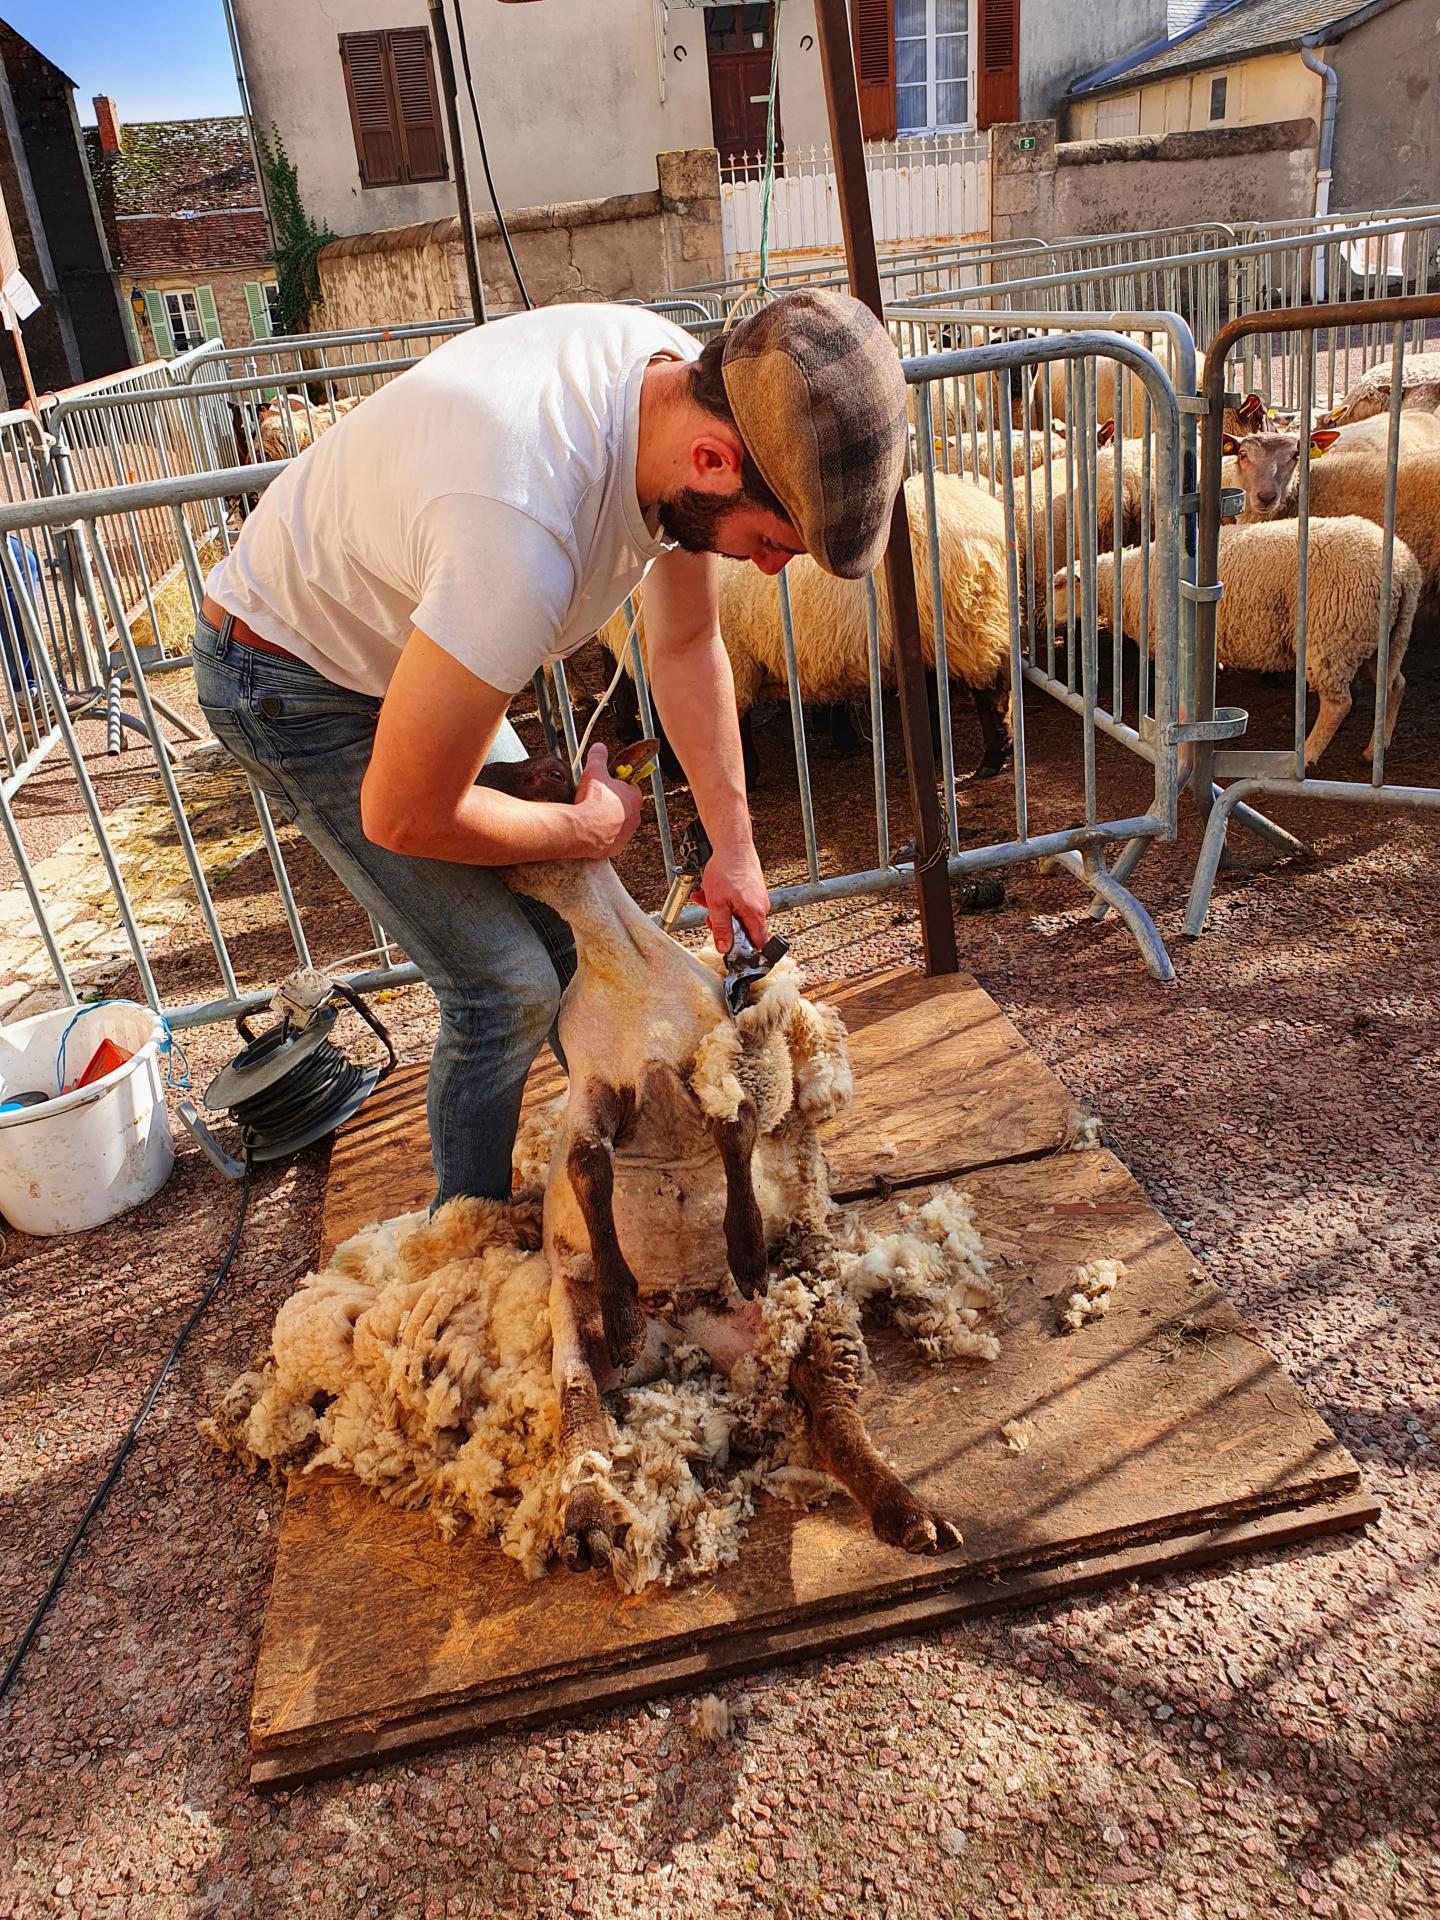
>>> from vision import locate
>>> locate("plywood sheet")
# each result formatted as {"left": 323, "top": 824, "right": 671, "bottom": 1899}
{"left": 321, "top": 969, "right": 1079, "bottom": 1253}
{"left": 254, "top": 1148, "right": 1369, "bottom": 1786}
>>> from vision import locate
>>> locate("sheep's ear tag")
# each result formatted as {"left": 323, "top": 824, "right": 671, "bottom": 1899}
{"left": 1097, "top": 419, "right": 1116, "bottom": 446}
{"left": 1221, "top": 432, "right": 1242, "bottom": 455}
{"left": 1309, "top": 429, "right": 1343, "bottom": 458}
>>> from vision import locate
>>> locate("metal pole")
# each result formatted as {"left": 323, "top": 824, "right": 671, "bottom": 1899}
{"left": 428, "top": 0, "right": 486, "bottom": 325}
{"left": 812, "top": 0, "right": 957, "bottom": 975}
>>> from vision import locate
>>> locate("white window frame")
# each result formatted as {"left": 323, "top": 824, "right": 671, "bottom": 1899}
{"left": 895, "top": 0, "right": 975, "bottom": 136}
{"left": 1207, "top": 71, "right": 1229, "bottom": 123}
{"left": 263, "top": 282, "right": 283, "bottom": 331}
{"left": 164, "top": 290, "right": 205, "bottom": 353}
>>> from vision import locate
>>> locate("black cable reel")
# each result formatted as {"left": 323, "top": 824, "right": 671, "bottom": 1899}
{"left": 180, "top": 972, "right": 395, "bottom": 1179}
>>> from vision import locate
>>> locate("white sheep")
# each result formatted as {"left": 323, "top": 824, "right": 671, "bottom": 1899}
{"left": 599, "top": 470, "right": 1013, "bottom": 777}
{"left": 1051, "top": 518, "right": 1420, "bottom": 766}
{"left": 1224, "top": 426, "right": 1440, "bottom": 592}
{"left": 1324, "top": 352, "right": 1440, "bottom": 425}
{"left": 1036, "top": 343, "right": 1205, "bottom": 438}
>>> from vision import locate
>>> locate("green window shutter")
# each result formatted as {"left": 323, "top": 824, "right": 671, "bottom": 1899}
{"left": 244, "top": 281, "right": 273, "bottom": 340}
{"left": 196, "top": 285, "right": 223, "bottom": 341}
{"left": 142, "top": 289, "right": 175, "bottom": 358}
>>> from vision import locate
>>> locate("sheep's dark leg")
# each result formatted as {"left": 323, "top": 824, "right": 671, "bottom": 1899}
{"left": 548, "top": 1253, "right": 616, "bottom": 1571}
{"left": 791, "top": 1315, "right": 963, "bottom": 1557}
{"left": 825, "top": 701, "right": 865, "bottom": 757}
{"left": 566, "top": 1083, "right": 645, "bottom": 1370}
{"left": 709, "top": 1096, "right": 766, "bottom": 1298}
{"left": 969, "top": 683, "right": 1012, "bottom": 779}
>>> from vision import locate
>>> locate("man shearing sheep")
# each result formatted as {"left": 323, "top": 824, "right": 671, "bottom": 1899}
{"left": 195, "top": 290, "right": 908, "bottom": 1205}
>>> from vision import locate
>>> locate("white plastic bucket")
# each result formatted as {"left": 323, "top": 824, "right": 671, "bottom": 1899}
{"left": 0, "top": 1002, "right": 175, "bottom": 1236}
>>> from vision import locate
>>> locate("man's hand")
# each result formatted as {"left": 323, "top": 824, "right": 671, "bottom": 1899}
{"left": 573, "top": 744, "right": 644, "bottom": 859}
{"left": 694, "top": 838, "right": 770, "bottom": 954}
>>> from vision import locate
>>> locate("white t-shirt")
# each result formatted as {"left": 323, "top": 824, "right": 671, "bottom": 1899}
{"left": 206, "top": 304, "right": 700, "bottom": 697}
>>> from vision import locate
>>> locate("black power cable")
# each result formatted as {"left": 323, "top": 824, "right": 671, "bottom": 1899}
{"left": 450, "top": 0, "right": 533, "bottom": 311}
{"left": 0, "top": 1166, "right": 252, "bottom": 1707}
{"left": 230, "top": 1037, "right": 371, "bottom": 1149}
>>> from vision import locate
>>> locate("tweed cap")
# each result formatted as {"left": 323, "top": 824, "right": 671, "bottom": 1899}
{"left": 721, "top": 289, "right": 907, "bottom": 578}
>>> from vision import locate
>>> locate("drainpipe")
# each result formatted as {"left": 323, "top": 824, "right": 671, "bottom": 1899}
{"left": 219, "top": 0, "right": 278, "bottom": 256}
{"left": 1301, "top": 35, "right": 1338, "bottom": 297}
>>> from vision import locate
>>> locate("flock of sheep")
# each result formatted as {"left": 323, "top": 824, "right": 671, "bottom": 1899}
{"left": 607, "top": 341, "right": 1440, "bottom": 781}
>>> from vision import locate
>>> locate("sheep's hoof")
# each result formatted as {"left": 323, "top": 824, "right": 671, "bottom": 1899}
{"left": 966, "top": 748, "right": 1013, "bottom": 782}
{"left": 603, "top": 1284, "right": 648, "bottom": 1372}
{"left": 871, "top": 1487, "right": 964, "bottom": 1557}
{"left": 561, "top": 1484, "right": 617, "bottom": 1573}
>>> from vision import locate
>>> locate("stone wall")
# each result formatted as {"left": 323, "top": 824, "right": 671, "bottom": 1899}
{"left": 314, "top": 148, "right": 724, "bottom": 328}
{"left": 990, "top": 117, "right": 1319, "bottom": 245}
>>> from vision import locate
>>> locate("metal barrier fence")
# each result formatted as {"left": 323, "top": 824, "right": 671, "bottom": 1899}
{"left": 0, "top": 333, "right": 1187, "bottom": 1029}
{"left": 1182, "top": 294, "right": 1440, "bottom": 935}
{"left": 888, "top": 307, "right": 1207, "bottom": 779}
{"left": 897, "top": 213, "right": 1440, "bottom": 412}
{"left": 676, "top": 207, "right": 1440, "bottom": 340}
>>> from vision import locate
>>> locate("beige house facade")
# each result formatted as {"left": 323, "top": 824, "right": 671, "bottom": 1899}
{"left": 1069, "top": 47, "right": 1324, "bottom": 140}
{"left": 226, "top": 2, "right": 1119, "bottom": 245}
{"left": 1065, "top": 0, "right": 1438, "bottom": 217}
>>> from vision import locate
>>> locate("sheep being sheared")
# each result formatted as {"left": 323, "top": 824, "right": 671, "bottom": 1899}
{"left": 501, "top": 757, "right": 978, "bottom": 1569}
{"left": 207, "top": 755, "right": 1002, "bottom": 1589}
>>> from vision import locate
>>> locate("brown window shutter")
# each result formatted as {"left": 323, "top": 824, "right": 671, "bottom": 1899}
{"left": 977, "top": 0, "right": 1021, "bottom": 130}
{"left": 386, "top": 27, "right": 449, "bottom": 183}
{"left": 341, "top": 32, "right": 403, "bottom": 187}
{"left": 851, "top": 0, "right": 897, "bottom": 142}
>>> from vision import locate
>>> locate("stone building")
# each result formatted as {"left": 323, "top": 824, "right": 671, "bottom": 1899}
{"left": 85, "top": 96, "right": 279, "bottom": 359}
{"left": 0, "top": 21, "right": 131, "bottom": 401}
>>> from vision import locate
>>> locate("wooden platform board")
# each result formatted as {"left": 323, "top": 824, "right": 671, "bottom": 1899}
{"left": 251, "top": 969, "right": 1374, "bottom": 1786}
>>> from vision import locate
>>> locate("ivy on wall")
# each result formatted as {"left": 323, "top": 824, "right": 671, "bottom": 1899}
{"left": 257, "top": 129, "right": 336, "bottom": 335}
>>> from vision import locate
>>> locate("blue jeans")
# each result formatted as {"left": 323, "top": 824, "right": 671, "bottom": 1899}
{"left": 192, "top": 613, "right": 574, "bottom": 1204}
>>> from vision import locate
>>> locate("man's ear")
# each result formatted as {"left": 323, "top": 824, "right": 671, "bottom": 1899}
{"left": 688, "top": 426, "right": 746, "bottom": 492}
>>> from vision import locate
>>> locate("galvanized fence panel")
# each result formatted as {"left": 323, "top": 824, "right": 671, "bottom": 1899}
{"left": 897, "top": 211, "right": 1440, "bottom": 405}
{"left": 0, "top": 332, "right": 1188, "bottom": 1030}
{"left": 1182, "top": 294, "right": 1440, "bottom": 935}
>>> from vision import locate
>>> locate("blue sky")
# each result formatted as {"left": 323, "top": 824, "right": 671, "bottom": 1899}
{"left": 6, "top": 0, "right": 241, "bottom": 123}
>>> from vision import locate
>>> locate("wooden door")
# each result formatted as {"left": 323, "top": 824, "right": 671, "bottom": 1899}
{"left": 706, "top": 5, "right": 783, "bottom": 170}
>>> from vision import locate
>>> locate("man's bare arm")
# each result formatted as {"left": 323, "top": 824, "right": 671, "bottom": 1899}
{"left": 360, "top": 629, "right": 640, "bottom": 863}
{"left": 641, "top": 547, "right": 769, "bottom": 945}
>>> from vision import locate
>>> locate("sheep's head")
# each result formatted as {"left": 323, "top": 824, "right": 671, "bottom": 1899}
{"left": 475, "top": 753, "right": 576, "bottom": 805}
{"left": 1047, "top": 561, "right": 1112, "bottom": 639}
{"left": 1221, "top": 428, "right": 1341, "bottom": 518}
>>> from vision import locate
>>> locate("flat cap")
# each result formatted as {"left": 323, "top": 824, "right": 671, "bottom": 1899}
{"left": 720, "top": 289, "right": 907, "bottom": 578}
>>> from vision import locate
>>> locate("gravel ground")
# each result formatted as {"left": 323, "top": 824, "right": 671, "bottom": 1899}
{"left": 3, "top": 639, "right": 1440, "bottom": 1918}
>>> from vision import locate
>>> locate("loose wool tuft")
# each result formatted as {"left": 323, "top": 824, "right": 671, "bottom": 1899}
{"left": 1057, "top": 1258, "right": 1126, "bottom": 1333}
{"left": 691, "top": 1694, "right": 732, "bottom": 1743}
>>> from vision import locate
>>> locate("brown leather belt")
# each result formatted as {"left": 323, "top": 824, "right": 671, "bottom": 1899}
{"left": 201, "top": 595, "right": 296, "bottom": 662}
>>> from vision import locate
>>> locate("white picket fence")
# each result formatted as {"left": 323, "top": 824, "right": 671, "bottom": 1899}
{"left": 720, "top": 131, "right": 990, "bottom": 278}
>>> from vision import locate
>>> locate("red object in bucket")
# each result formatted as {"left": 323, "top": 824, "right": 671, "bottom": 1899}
{"left": 74, "top": 1037, "right": 132, "bottom": 1089}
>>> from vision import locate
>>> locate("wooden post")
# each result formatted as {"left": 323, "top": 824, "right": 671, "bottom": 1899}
{"left": 812, "top": 0, "right": 957, "bottom": 974}
{"left": 7, "top": 320, "right": 40, "bottom": 415}
{"left": 427, "top": 0, "right": 487, "bottom": 324}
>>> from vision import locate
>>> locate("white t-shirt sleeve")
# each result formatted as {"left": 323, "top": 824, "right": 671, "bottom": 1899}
{"left": 410, "top": 493, "right": 577, "bottom": 695}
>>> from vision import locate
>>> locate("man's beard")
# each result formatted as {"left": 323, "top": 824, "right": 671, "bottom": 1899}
{"left": 657, "top": 488, "right": 744, "bottom": 554}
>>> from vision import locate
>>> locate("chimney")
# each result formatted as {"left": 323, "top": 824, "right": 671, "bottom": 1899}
{"left": 94, "top": 96, "right": 123, "bottom": 154}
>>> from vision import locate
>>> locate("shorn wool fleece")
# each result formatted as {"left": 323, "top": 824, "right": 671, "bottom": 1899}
{"left": 205, "top": 969, "right": 1003, "bottom": 1593}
